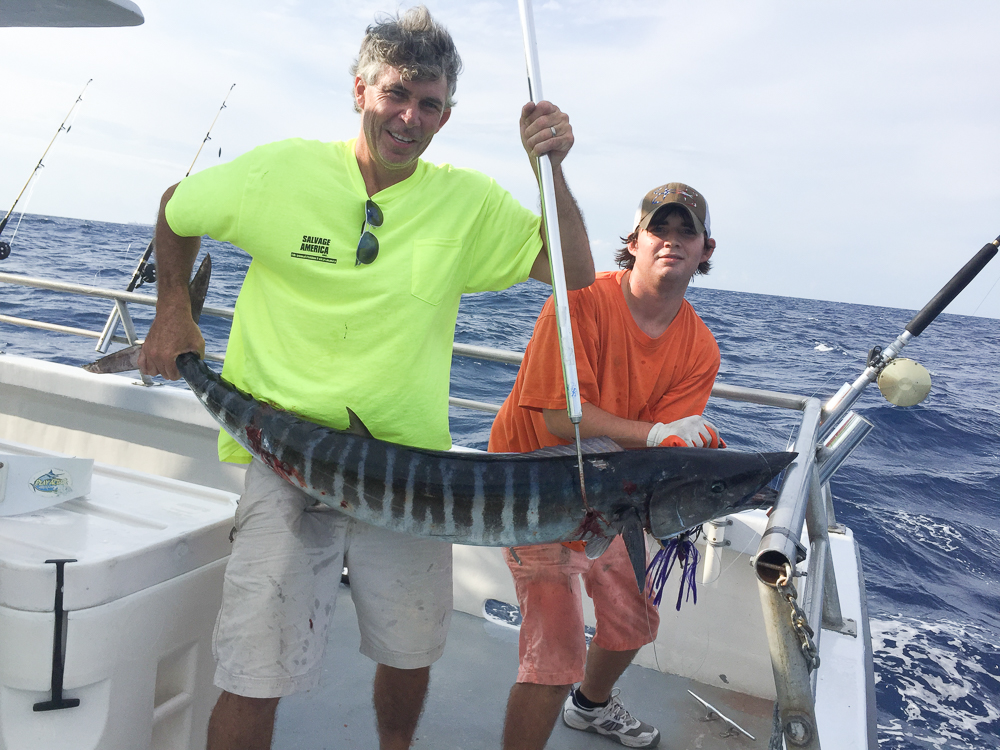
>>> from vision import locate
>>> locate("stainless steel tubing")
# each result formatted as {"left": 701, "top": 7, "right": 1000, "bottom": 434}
{"left": 95, "top": 306, "right": 121, "bottom": 353}
{"left": 710, "top": 382, "right": 810, "bottom": 410}
{"left": 0, "top": 315, "right": 111, "bottom": 340}
{"left": 817, "top": 411, "right": 874, "bottom": 484}
{"left": 758, "top": 579, "right": 823, "bottom": 749}
{"left": 802, "top": 467, "right": 844, "bottom": 695}
{"left": 823, "top": 483, "right": 837, "bottom": 526}
{"left": 451, "top": 343, "right": 522, "bottom": 365}
{"left": 757, "top": 462, "right": 827, "bottom": 748}
{"left": 0, "top": 272, "right": 235, "bottom": 321}
{"left": 448, "top": 396, "right": 501, "bottom": 414}
{"left": 754, "top": 398, "right": 826, "bottom": 745}
{"left": 755, "top": 397, "right": 823, "bottom": 585}
{"left": 821, "top": 540, "right": 845, "bottom": 632}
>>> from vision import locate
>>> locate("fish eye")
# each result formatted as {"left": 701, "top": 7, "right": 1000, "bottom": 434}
{"left": 711, "top": 480, "right": 726, "bottom": 493}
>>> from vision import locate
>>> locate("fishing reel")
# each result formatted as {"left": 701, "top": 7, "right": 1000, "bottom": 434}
{"left": 0, "top": 240, "right": 10, "bottom": 260}
{"left": 866, "top": 345, "right": 931, "bottom": 406}
{"left": 818, "top": 352, "right": 931, "bottom": 481}
{"left": 138, "top": 260, "right": 156, "bottom": 286}
{"left": 877, "top": 358, "right": 931, "bottom": 407}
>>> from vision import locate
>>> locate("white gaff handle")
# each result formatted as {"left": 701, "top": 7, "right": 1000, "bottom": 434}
{"left": 517, "top": 0, "right": 583, "bottom": 427}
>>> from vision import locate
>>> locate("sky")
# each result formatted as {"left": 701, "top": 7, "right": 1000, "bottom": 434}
{"left": 1, "top": 0, "right": 999, "bottom": 320}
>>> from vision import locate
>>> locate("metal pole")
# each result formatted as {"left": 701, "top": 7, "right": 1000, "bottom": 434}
{"left": 96, "top": 238, "right": 155, "bottom": 353}
{"left": 755, "top": 399, "right": 825, "bottom": 747}
{"left": 755, "top": 398, "right": 822, "bottom": 585}
{"left": 758, "top": 576, "right": 822, "bottom": 749}
{"left": 516, "top": 0, "right": 589, "bottom": 504}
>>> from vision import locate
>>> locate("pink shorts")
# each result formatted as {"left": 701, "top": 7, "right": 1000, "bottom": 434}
{"left": 504, "top": 536, "right": 660, "bottom": 685}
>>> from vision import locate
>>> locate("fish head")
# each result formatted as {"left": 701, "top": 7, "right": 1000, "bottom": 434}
{"left": 644, "top": 449, "right": 796, "bottom": 539}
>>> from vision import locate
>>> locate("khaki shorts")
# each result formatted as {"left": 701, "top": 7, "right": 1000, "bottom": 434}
{"left": 505, "top": 537, "right": 659, "bottom": 686}
{"left": 213, "top": 460, "right": 453, "bottom": 698}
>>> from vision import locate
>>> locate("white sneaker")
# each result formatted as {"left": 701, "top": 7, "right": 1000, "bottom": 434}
{"left": 562, "top": 689, "right": 660, "bottom": 748}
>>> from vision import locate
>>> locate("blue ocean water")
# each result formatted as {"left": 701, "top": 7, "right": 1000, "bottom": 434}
{"left": 2, "top": 213, "right": 998, "bottom": 747}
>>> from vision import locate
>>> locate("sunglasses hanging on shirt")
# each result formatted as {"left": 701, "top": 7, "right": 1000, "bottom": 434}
{"left": 356, "top": 199, "right": 383, "bottom": 266}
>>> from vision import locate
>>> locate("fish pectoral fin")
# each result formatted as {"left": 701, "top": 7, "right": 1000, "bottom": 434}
{"left": 344, "top": 408, "right": 375, "bottom": 438}
{"left": 620, "top": 508, "right": 648, "bottom": 592}
{"left": 583, "top": 534, "right": 615, "bottom": 560}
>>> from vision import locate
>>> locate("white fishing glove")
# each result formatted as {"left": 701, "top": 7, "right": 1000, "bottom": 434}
{"left": 647, "top": 416, "right": 723, "bottom": 448}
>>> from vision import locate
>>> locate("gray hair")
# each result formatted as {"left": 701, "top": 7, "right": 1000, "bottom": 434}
{"left": 351, "top": 6, "right": 463, "bottom": 113}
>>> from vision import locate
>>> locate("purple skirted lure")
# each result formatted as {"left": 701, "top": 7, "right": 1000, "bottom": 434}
{"left": 645, "top": 526, "right": 702, "bottom": 611}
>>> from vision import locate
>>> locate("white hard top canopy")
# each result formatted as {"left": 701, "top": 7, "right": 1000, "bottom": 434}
{"left": 1, "top": 0, "right": 143, "bottom": 27}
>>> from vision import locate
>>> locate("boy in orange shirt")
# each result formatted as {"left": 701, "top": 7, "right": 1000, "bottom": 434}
{"left": 489, "top": 183, "right": 722, "bottom": 749}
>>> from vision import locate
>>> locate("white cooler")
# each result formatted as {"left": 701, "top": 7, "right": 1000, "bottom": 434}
{"left": 0, "top": 441, "right": 239, "bottom": 750}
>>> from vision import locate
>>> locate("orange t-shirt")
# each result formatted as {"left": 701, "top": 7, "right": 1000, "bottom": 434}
{"left": 488, "top": 269, "right": 720, "bottom": 455}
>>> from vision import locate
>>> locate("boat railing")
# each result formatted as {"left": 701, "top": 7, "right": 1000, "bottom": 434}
{"left": 0, "top": 270, "right": 848, "bottom": 749}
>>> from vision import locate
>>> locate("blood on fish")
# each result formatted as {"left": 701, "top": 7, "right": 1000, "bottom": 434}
{"left": 576, "top": 507, "right": 611, "bottom": 539}
{"left": 245, "top": 424, "right": 265, "bottom": 454}
{"left": 622, "top": 480, "right": 638, "bottom": 495}
{"left": 244, "top": 424, "right": 307, "bottom": 487}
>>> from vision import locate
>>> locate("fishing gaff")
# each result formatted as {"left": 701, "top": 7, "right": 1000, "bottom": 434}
{"left": 517, "top": 0, "right": 589, "bottom": 507}
{"left": 0, "top": 79, "right": 93, "bottom": 258}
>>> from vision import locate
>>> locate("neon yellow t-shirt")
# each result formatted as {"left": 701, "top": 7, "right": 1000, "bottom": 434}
{"left": 166, "top": 138, "right": 542, "bottom": 460}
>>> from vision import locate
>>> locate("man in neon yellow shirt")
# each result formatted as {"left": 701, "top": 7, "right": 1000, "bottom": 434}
{"left": 138, "top": 7, "right": 594, "bottom": 750}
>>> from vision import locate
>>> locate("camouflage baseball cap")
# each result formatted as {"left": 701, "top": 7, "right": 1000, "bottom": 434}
{"left": 633, "top": 183, "right": 711, "bottom": 238}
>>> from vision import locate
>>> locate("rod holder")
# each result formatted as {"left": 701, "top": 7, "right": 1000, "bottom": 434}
{"left": 816, "top": 412, "right": 874, "bottom": 485}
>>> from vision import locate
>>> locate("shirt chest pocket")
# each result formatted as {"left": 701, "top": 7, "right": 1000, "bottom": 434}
{"left": 410, "top": 238, "right": 466, "bottom": 306}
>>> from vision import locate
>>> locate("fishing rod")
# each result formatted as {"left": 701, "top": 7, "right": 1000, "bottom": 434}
{"left": 185, "top": 83, "right": 236, "bottom": 179}
{"left": 772, "top": 235, "right": 1000, "bottom": 534}
{"left": 818, "top": 233, "right": 999, "bottom": 443}
{"left": 0, "top": 79, "right": 92, "bottom": 261}
{"left": 517, "top": 0, "right": 589, "bottom": 507}
{"left": 757, "top": 234, "right": 998, "bottom": 612}
{"left": 95, "top": 84, "right": 236, "bottom": 355}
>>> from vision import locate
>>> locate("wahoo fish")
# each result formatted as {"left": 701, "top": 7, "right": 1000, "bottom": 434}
{"left": 175, "top": 351, "right": 796, "bottom": 588}
{"left": 85, "top": 253, "right": 796, "bottom": 589}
